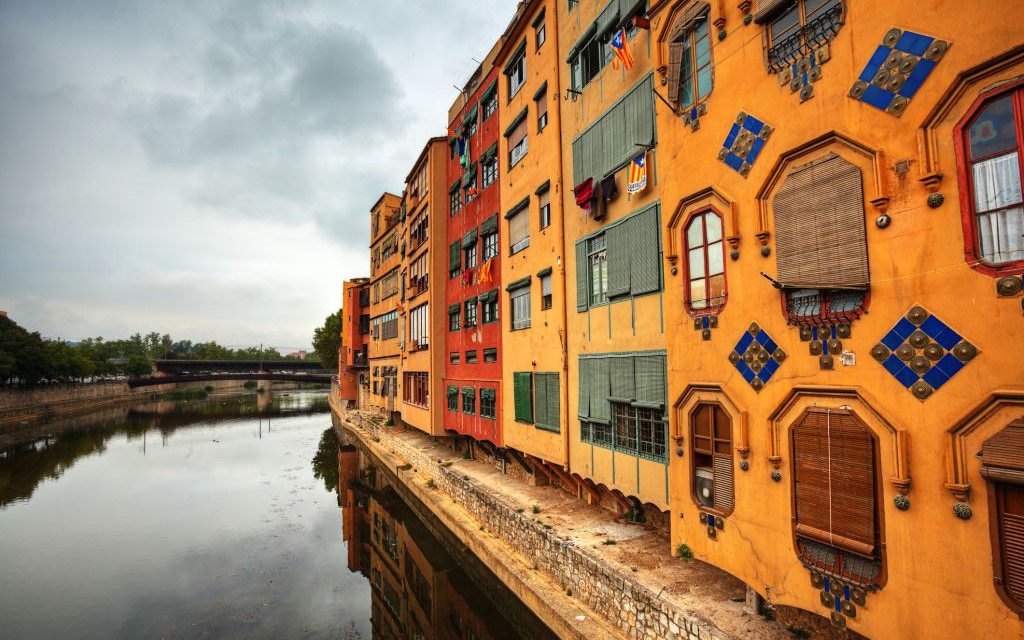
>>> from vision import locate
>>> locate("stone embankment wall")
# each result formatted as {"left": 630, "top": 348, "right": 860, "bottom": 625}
{"left": 338, "top": 407, "right": 731, "bottom": 640}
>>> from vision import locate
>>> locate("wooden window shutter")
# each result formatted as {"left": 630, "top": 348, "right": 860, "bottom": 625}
{"left": 449, "top": 241, "right": 460, "bottom": 271}
{"left": 667, "top": 2, "right": 710, "bottom": 104}
{"left": 602, "top": 100, "right": 627, "bottom": 174}
{"left": 536, "top": 89, "right": 548, "bottom": 119}
{"left": 633, "top": 354, "right": 665, "bottom": 407}
{"left": 578, "top": 358, "right": 591, "bottom": 419}
{"left": 996, "top": 484, "right": 1024, "bottom": 610}
{"left": 606, "top": 223, "right": 631, "bottom": 297}
{"left": 667, "top": 41, "right": 685, "bottom": 104}
{"left": 589, "top": 357, "right": 610, "bottom": 422}
{"left": 509, "top": 208, "right": 529, "bottom": 247}
{"left": 513, "top": 372, "right": 533, "bottom": 423}
{"left": 981, "top": 420, "right": 1024, "bottom": 486}
{"left": 508, "top": 114, "right": 528, "bottom": 150}
{"left": 535, "top": 372, "right": 560, "bottom": 431}
{"left": 575, "top": 240, "right": 589, "bottom": 311}
{"left": 792, "top": 408, "right": 877, "bottom": 557}
{"left": 773, "top": 153, "right": 869, "bottom": 290}
{"left": 714, "top": 451, "right": 735, "bottom": 512}
{"left": 609, "top": 355, "right": 635, "bottom": 401}
{"left": 535, "top": 372, "right": 549, "bottom": 426}
{"left": 629, "top": 205, "right": 662, "bottom": 295}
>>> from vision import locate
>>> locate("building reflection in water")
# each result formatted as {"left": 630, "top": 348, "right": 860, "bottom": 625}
{"left": 338, "top": 445, "right": 556, "bottom": 640}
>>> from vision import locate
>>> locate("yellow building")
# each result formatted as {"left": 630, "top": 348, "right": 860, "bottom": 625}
{"left": 645, "top": 0, "right": 1024, "bottom": 636}
{"left": 368, "top": 193, "right": 403, "bottom": 416}
{"left": 557, "top": 0, "right": 671, "bottom": 525}
{"left": 494, "top": 0, "right": 573, "bottom": 480}
{"left": 398, "top": 138, "right": 450, "bottom": 437}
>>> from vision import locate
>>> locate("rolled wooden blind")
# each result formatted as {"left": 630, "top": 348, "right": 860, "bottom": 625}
{"left": 773, "top": 153, "right": 869, "bottom": 290}
{"left": 713, "top": 455, "right": 734, "bottom": 512}
{"left": 575, "top": 240, "right": 589, "bottom": 311}
{"left": 578, "top": 358, "right": 591, "bottom": 418}
{"left": 981, "top": 419, "right": 1024, "bottom": 485}
{"left": 509, "top": 209, "right": 529, "bottom": 248}
{"left": 998, "top": 485, "right": 1024, "bottom": 608}
{"left": 629, "top": 205, "right": 661, "bottom": 295}
{"left": 508, "top": 114, "right": 528, "bottom": 150}
{"left": 792, "top": 408, "right": 876, "bottom": 557}
{"left": 589, "top": 358, "right": 610, "bottom": 422}
{"left": 606, "top": 222, "right": 631, "bottom": 297}
{"left": 609, "top": 355, "right": 635, "bottom": 400}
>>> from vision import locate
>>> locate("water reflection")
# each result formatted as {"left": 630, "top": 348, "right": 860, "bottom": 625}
{"left": 338, "top": 445, "right": 557, "bottom": 640}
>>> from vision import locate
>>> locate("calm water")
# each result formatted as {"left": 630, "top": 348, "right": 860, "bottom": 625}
{"left": 0, "top": 389, "right": 555, "bottom": 640}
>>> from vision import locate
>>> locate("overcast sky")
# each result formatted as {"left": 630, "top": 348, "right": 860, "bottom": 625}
{"left": 0, "top": 0, "right": 512, "bottom": 351}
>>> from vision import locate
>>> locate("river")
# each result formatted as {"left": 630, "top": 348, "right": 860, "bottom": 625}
{"left": 0, "top": 389, "right": 554, "bottom": 640}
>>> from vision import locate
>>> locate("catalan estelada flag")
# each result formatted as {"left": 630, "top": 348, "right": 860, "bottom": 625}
{"left": 627, "top": 152, "right": 647, "bottom": 195}
{"left": 610, "top": 28, "right": 633, "bottom": 70}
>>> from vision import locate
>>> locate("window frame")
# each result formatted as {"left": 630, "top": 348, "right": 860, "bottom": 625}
{"left": 461, "top": 387, "right": 476, "bottom": 415}
{"left": 953, "top": 78, "right": 1024, "bottom": 275}
{"left": 689, "top": 402, "right": 734, "bottom": 516}
{"left": 482, "top": 294, "right": 499, "bottom": 324}
{"left": 506, "top": 43, "right": 527, "bottom": 99}
{"left": 464, "top": 298, "right": 478, "bottom": 328}
{"left": 482, "top": 156, "right": 498, "bottom": 188}
{"left": 479, "top": 388, "right": 496, "bottom": 419}
{"left": 588, "top": 234, "right": 609, "bottom": 307}
{"left": 683, "top": 208, "right": 727, "bottom": 315}
{"left": 446, "top": 386, "right": 459, "bottom": 411}
{"left": 465, "top": 242, "right": 478, "bottom": 270}
{"left": 533, "top": 10, "right": 546, "bottom": 50}
{"left": 483, "top": 231, "right": 499, "bottom": 260}
{"left": 762, "top": 0, "right": 845, "bottom": 73}
{"left": 509, "top": 285, "right": 531, "bottom": 331}
{"left": 465, "top": 349, "right": 478, "bottom": 364}
{"left": 671, "top": 15, "right": 713, "bottom": 111}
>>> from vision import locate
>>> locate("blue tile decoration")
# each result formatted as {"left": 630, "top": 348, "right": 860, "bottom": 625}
{"left": 849, "top": 28, "right": 950, "bottom": 117}
{"left": 778, "top": 45, "right": 830, "bottom": 102}
{"left": 692, "top": 313, "right": 718, "bottom": 341}
{"left": 873, "top": 305, "right": 977, "bottom": 400}
{"left": 797, "top": 317, "right": 854, "bottom": 370}
{"left": 682, "top": 102, "right": 707, "bottom": 132}
{"left": 717, "top": 112, "right": 773, "bottom": 177}
{"left": 729, "top": 322, "right": 785, "bottom": 392}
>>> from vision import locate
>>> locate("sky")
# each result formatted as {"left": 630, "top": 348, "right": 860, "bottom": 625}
{"left": 0, "top": 0, "right": 513, "bottom": 351}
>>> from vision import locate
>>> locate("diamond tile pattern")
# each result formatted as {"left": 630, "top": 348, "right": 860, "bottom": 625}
{"left": 873, "top": 306, "right": 977, "bottom": 400}
{"left": 729, "top": 323, "right": 785, "bottom": 392}
{"left": 848, "top": 28, "right": 949, "bottom": 116}
{"left": 717, "top": 112, "right": 772, "bottom": 177}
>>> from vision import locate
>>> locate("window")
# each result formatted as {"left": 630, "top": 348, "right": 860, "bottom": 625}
{"left": 409, "top": 303, "right": 429, "bottom": 347}
{"left": 449, "top": 240, "right": 461, "bottom": 278}
{"left": 483, "top": 231, "right": 499, "bottom": 260}
{"left": 464, "top": 298, "right": 477, "bottom": 328}
{"left": 482, "top": 83, "right": 498, "bottom": 120}
{"left": 466, "top": 116, "right": 478, "bottom": 139}
{"left": 449, "top": 184, "right": 461, "bottom": 216}
{"left": 578, "top": 353, "right": 668, "bottom": 462}
{"left": 463, "top": 166, "right": 478, "bottom": 203}
{"left": 359, "top": 314, "right": 370, "bottom": 334}
{"left": 376, "top": 311, "right": 398, "bottom": 340}
{"left": 513, "top": 372, "right": 533, "bottom": 423}
{"left": 533, "top": 10, "right": 546, "bottom": 49}
{"left": 690, "top": 403, "right": 733, "bottom": 514}
{"left": 534, "top": 372, "right": 560, "bottom": 432}
{"left": 447, "top": 386, "right": 458, "bottom": 411}
{"left": 506, "top": 42, "right": 526, "bottom": 98}
{"left": 684, "top": 210, "right": 726, "bottom": 312}
{"left": 541, "top": 271, "right": 553, "bottom": 310}
{"left": 756, "top": 0, "right": 844, "bottom": 72}
{"left": 570, "top": 32, "right": 605, "bottom": 92}
{"left": 571, "top": 75, "right": 655, "bottom": 187}
{"left": 465, "top": 242, "right": 478, "bottom": 270}
{"left": 568, "top": 0, "right": 578, "bottom": 10}
{"left": 588, "top": 235, "right": 608, "bottom": 306}
{"left": 773, "top": 153, "right": 868, "bottom": 324}
{"left": 956, "top": 85, "right": 1024, "bottom": 268}
{"left": 480, "top": 388, "right": 496, "bottom": 419}
{"left": 508, "top": 200, "right": 530, "bottom": 254}
{"left": 450, "top": 352, "right": 460, "bottom": 365}
{"left": 482, "top": 156, "right": 498, "bottom": 188}
{"left": 509, "top": 283, "right": 531, "bottom": 330}
{"left": 506, "top": 109, "right": 529, "bottom": 167}
{"left": 483, "top": 348, "right": 498, "bottom": 363}
{"left": 461, "top": 387, "right": 476, "bottom": 414}
{"left": 535, "top": 83, "right": 548, "bottom": 132}
{"left": 981, "top": 420, "right": 1024, "bottom": 614}
{"left": 481, "top": 291, "right": 499, "bottom": 324}
{"left": 403, "top": 372, "right": 429, "bottom": 408}
{"left": 667, "top": 12, "right": 712, "bottom": 109}
{"left": 538, "top": 184, "right": 551, "bottom": 230}
{"left": 791, "top": 408, "right": 882, "bottom": 588}
{"left": 448, "top": 305, "right": 460, "bottom": 332}
{"left": 465, "top": 350, "right": 477, "bottom": 364}
{"left": 409, "top": 251, "right": 428, "bottom": 294}
{"left": 381, "top": 270, "right": 399, "bottom": 299}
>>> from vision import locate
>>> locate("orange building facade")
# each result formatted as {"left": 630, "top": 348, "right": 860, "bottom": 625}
{"left": 368, "top": 193, "right": 403, "bottom": 415}
{"left": 338, "top": 277, "right": 370, "bottom": 407}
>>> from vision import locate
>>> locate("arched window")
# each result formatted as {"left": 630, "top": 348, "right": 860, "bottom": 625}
{"left": 791, "top": 408, "right": 883, "bottom": 588}
{"left": 667, "top": 3, "right": 712, "bottom": 110}
{"left": 981, "top": 419, "right": 1024, "bottom": 614}
{"left": 684, "top": 210, "right": 726, "bottom": 313}
{"left": 690, "top": 403, "right": 733, "bottom": 515}
{"left": 955, "top": 83, "right": 1024, "bottom": 271}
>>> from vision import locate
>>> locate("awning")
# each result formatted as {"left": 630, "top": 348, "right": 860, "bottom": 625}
{"left": 463, "top": 228, "right": 478, "bottom": 248}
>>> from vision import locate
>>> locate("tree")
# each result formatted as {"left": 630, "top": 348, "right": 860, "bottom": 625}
{"left": 125, "top": 355, "right": 151, "bottom": 377}
{"left": 312, "top": 310, "right": 341, "bottom": 370}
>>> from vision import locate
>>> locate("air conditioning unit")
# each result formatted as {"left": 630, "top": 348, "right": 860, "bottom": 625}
{"left": 695, "top": 466, "right": 715, "bottom": 508}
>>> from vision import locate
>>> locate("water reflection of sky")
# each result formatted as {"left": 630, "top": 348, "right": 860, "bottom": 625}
{"left": 0, "top": 391, "right": 371, "bottom": 640}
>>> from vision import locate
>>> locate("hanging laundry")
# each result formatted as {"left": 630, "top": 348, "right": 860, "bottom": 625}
{"left": 462, "top": 268, "right": 474, "bottom": 286}
{"left": 459, "top": 137, "right": 471, "bottom": 170}
{"left": 573, "top": 178, "right": 595, "bottom": 213}
{"left": 610, "top": 28, "right": 634, "bottom": 70}
{"left": 479, "top": 258, "right": 493, "bottom": 284}
{"left": 601, "top": 174, "right": 618, "bottom": 203}
{"left": 627, "top": 152, "right": 648, "bottom": 195}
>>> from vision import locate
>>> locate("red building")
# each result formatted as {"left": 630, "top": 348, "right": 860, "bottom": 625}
{"left": 444, "top": 44, "right": 503, "bottom": 447}
{"left": 339, "top": 278, "right": 370, "bottom": 408}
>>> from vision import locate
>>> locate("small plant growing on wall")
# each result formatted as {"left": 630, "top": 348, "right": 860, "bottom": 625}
{"left": 676, "top": 543, "right": 693, "bottom": 562}
{"left": 532, "top": 504, "right": 541, "bottom": 514}
{"left": 602, "top": 539, "right": 616, "bottom": 545}
{"left": 426, "top": 479, "right": 436, "bottom": 489}
{"left": 384, "top": 418, "right": 394, "bottom": 426}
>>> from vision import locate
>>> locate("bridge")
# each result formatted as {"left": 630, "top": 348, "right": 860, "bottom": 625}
{"left": 127, "top": 360, "right": 333, "bottom": 388}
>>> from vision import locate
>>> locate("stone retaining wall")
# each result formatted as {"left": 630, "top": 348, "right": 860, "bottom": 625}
{"left": 340, "top": 408, "right": 731, "bottom": 640}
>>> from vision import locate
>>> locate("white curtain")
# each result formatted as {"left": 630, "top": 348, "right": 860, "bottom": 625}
{"left": 973, "top": 152, "right": 1024, "bottom": 263}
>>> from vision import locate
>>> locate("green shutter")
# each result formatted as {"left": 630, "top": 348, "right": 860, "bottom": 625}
{"left": 572, "top": 136, "right": 585, "bottom": 187}
{"left": 480, "top": 213, "right": 498, "bottom": 236}
{"left": 589, "top": 357, "right": 610, "bottom": 422}
{"left": 514, "top": 372, "right": 533, "bottom": 423}
{"left": 634, "top": 354, "right": 666, "bottom": 407}
{"left": 535, "top": 372, "right": 560, "bottom": 432}
{"left": 606, "top": 222, "right": 631, "bottom": 297}
{"left": 629, "top": 205, "right": 661, "bottom": 295}
{"left": 447, "top": 385, "right": 457, "bottom": 396}
{"left": 624, "top": 75, "right": 655, "bottom": 165}
{"left": 609, "top": 356, "right": 635, "bottom": 400}
{"left": 578, "top": 359, "right": 591, "bottom": 419}
{"left": 535, "top": 372, "right": 549, "bottom": 428}
{"left": 463, "top": 227, "right": 478, "bottom": 248}
{"left": 575, "top": 240, "right": 588, "bottom": 312}
{"left": 450, "top": 241, "right": 461, "bottom": 271}
{"left": 545, "top": 373, "right": 560, "bottom": 432}
{"left": 602, "top": 100, "right": 627, "bottom": 178}
{"left": 596, "top": 1, "right": 620, "bottom": 40}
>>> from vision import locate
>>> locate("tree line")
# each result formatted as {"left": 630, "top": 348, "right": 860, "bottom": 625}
{"left": 0, "top": 315, "right": 319, "bottom": 386}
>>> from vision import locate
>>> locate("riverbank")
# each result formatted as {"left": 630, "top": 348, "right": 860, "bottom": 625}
{"left": 331, "top": 398, "right": 794, "bottom": 640}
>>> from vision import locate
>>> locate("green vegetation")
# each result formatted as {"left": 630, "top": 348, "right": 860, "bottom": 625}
{"left": 426, "top": 479, "right": 436, "bottom": 489}
{"left": 532, "top": 504, "right": 541, "bottom": 514}
{"left": 242, "top": 380, "right": 258, "bottom": 389}
{"left": 676, "top": 543, "right": 693, "bottom": 561}
{"left": 311, "top": 428, "right": 340, "bottom": 493}
{"left": 158, "top": 388, "right": 208, "bottom": 401}
{"left": 602, "top": 539, "right": 617, "bottom": 545}
{"left": 311, "top": 309, "right": 341, "bottom": 370}
{"left": 204, "top": 386, "right": 215, "bottom": 392}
